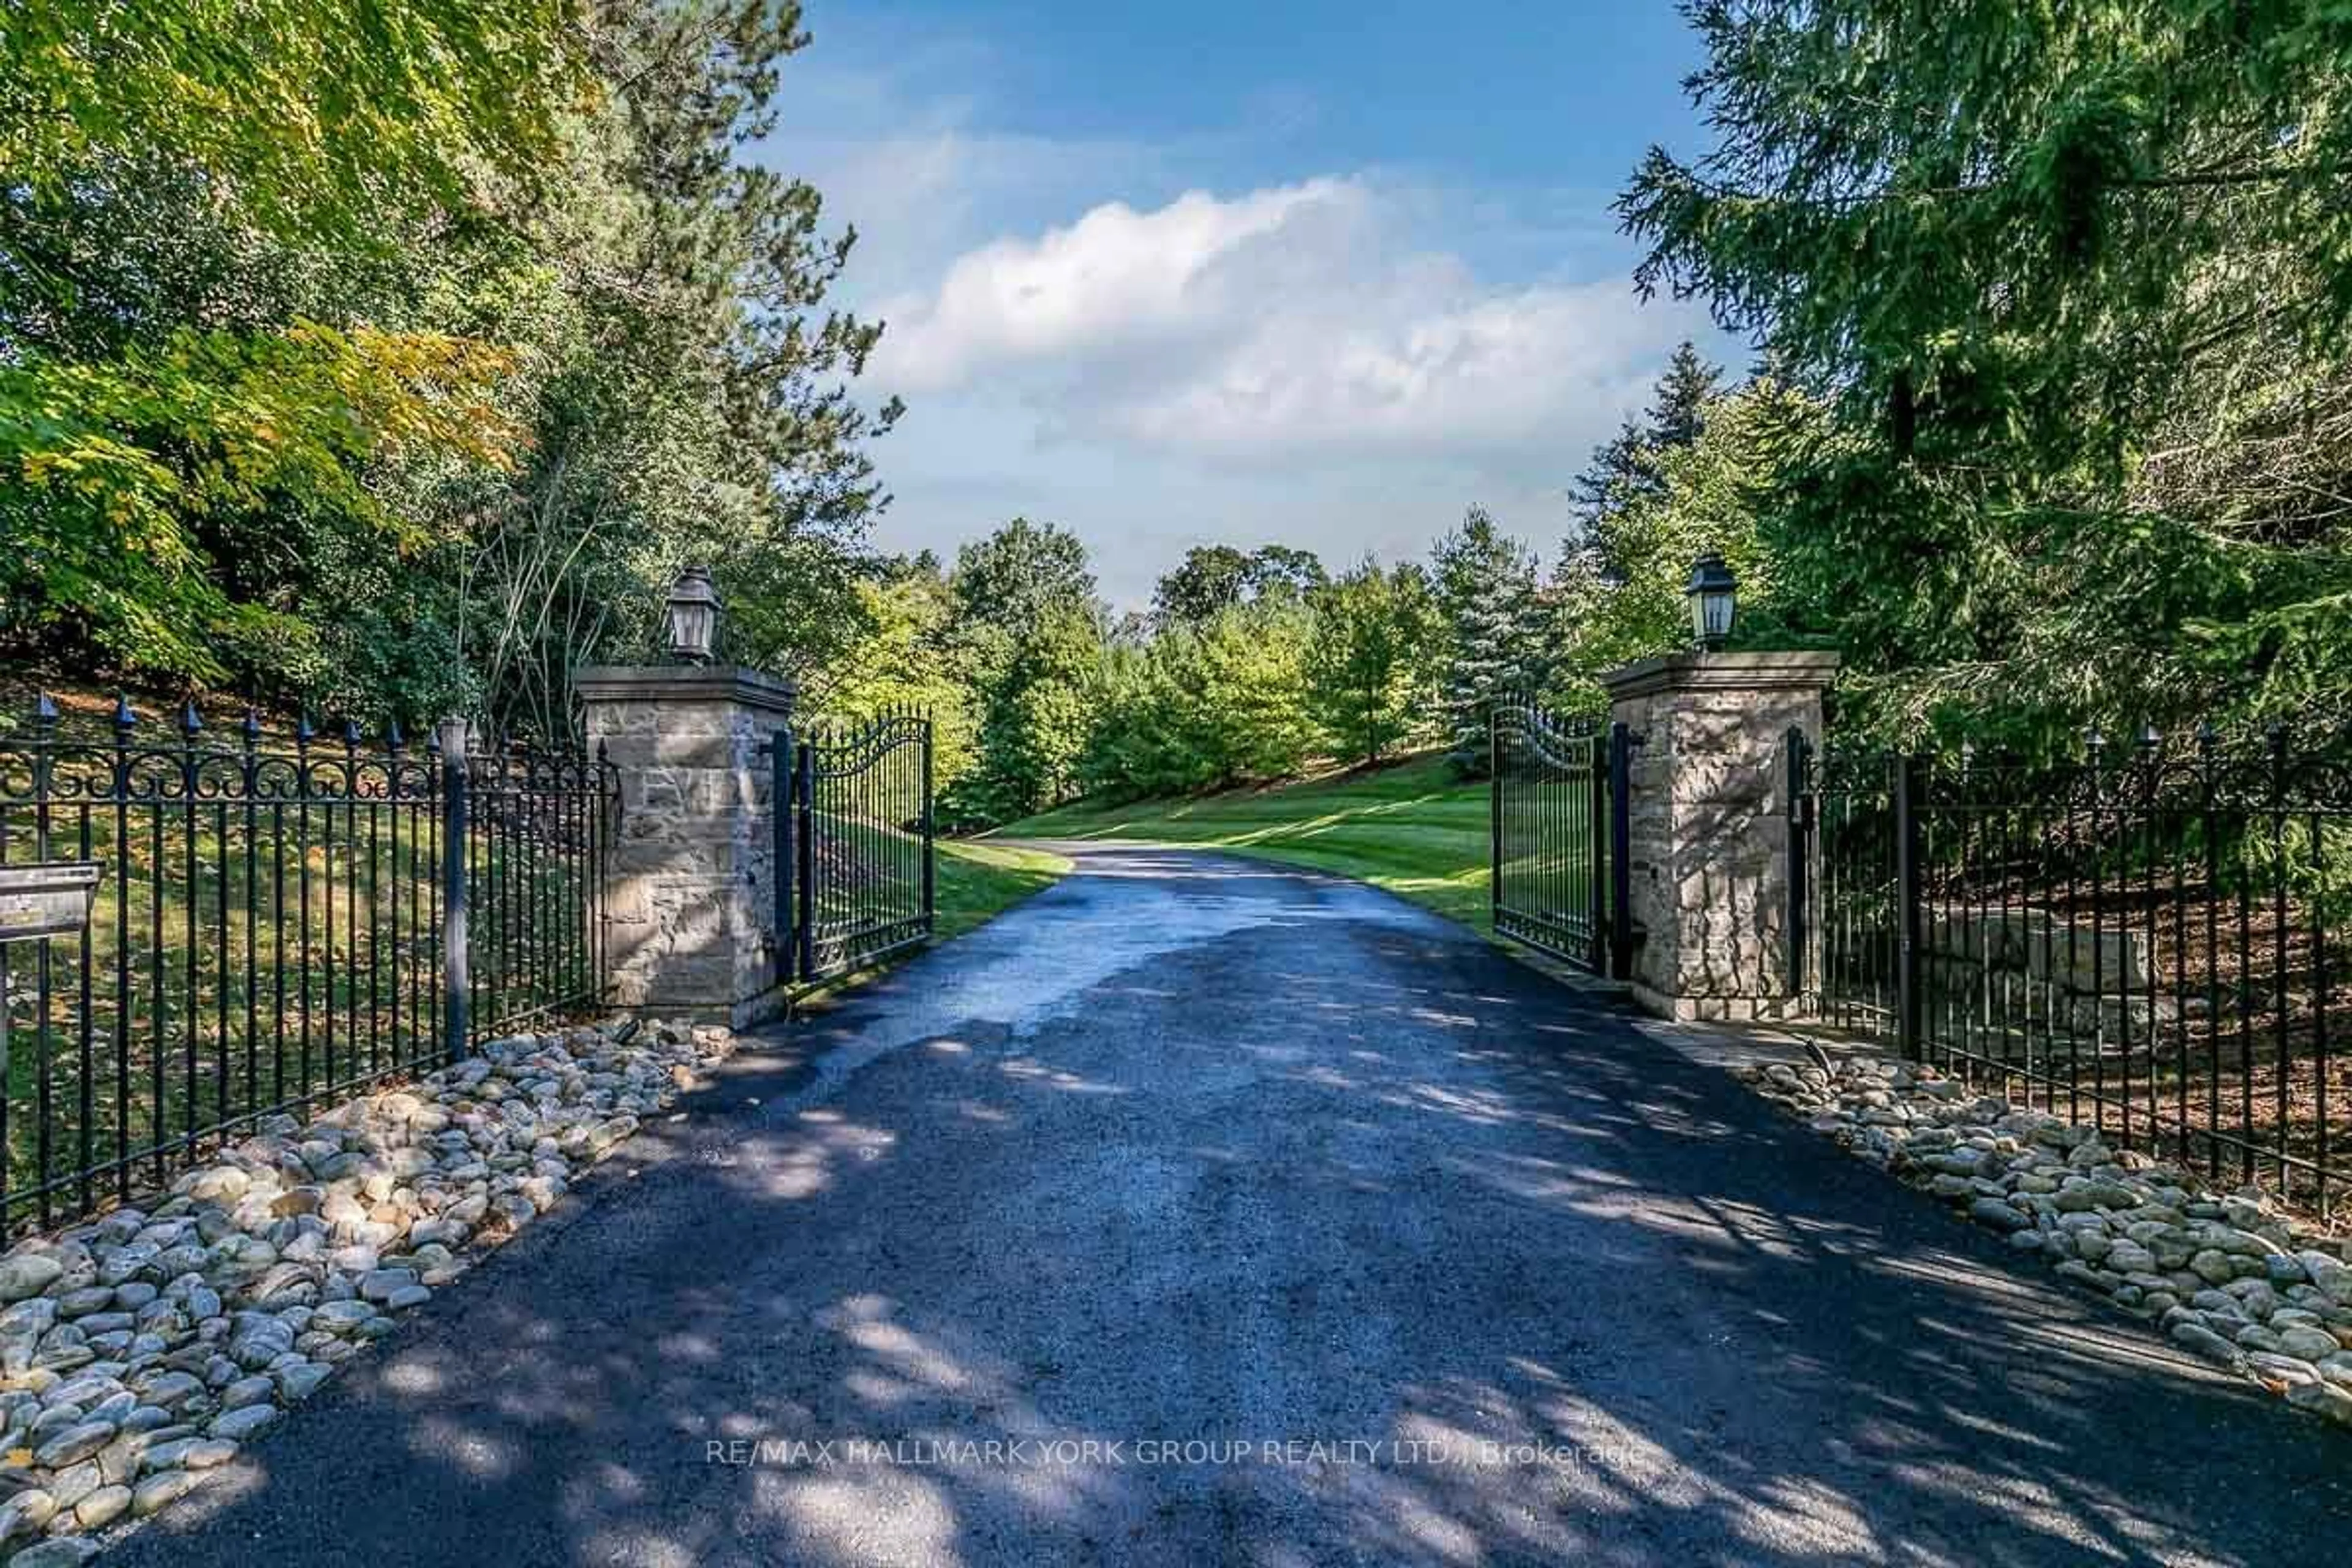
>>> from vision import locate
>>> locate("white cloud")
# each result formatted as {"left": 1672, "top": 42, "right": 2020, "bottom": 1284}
{"left": 867, "top": 178, "right": 1712, "bottom": 462}
{"left": 872, "top": 179, "right": 1365, "bottom": 391}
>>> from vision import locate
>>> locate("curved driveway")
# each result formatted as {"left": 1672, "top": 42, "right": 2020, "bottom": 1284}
{"left": 115, "top": 846, "right": 2348, "bottom": 1566}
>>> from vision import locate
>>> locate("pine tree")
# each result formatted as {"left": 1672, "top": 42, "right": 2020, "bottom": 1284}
{"left": 1646, "top": 341, "right": 1721, "bottom": 449}
{"left": 1431, "top": 508, "right": 1545, "bottom": 774}
{"left": 1568, "top": 341, "right": 1723, "bottom": 552}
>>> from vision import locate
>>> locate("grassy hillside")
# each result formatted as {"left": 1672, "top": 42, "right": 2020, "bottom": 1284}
{"left": 1000, "top": 753, "right": 1490, "bottom": 932}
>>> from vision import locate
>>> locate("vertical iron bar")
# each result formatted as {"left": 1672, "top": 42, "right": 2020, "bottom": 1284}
{"left": 149, "top": 738, "right": 166, "bottom": 1187}
{"left": 2237, "top": 747, "right": 2255, "bottom": 1185}
{"left": 32, "top": 937, "right": 50, "bottom": 1230}
{"left": 297, "top": 718, "right": 313, "bottom": 1109}
{"left": 2200, "top": 728, "right": 2221, "bottom": 1180}
{"left": 597, "top": 740, "right": 612, "bottom": 1000}
{"left": 2270, "top": 729, "right": 2290, "bottom": 1199}
{"left": 775, "top": 729, "right": 795, "bottom": 985}
{"left": 272, "top": 771, "right": 286, "bottom": 1108}
{"left": 426, "top": 730, "right": 442, "bottom": 1058}
{"left": 31, "top": 698, "right": 55, "bottom": 1224}
{"left": 2089, "top": 734, "right": 2108, "bottom": 1140}
{"left": 1607, "top": 721, "right": 1634, "bottom": 984}
{"left": 2172, "top": 744, "right": 2190, "bottom": 1169}
{"left": 2139, "top": 731, "right": 2160, "bottom": 1158}
{"left": 1588, "top": 728, "right": 1607, "bottom": 974}
{"left": 2061, "top": 749, "right": 2082, "bottom": 1130}
{"left": 921, "top": 716, "right": 937, "bottom": 933}
{"left": 387, "top": 726, "right": 402, "bottom": 1068}
{"left": 796, "top": 742, "right": 816, "bottom": 981}
{"left": 112, "top": 698, "right": 132, "bottom": 1204}
{"left": 361, "top": 725, "right": 379, "bottom": 1077}
{"left": 443, "top": 728, "right": 470, "bottom": 1062}
{"left": 241, "top": 715, "right": 258, "bottom": 1129}
{"left": 323, "top": 731, "right": 338, "bottom": 1094}
{"left": 1894, "top": 752, "right": 1924, "bottom": 1063}
{"left": 180, "top": 704, "right": 198, "bottom": 1154}
{"left": 1786, "top": 729, "right": 1809, "bottom": 1000}
{"left": 1488, "top": 707, "right": 1502, "bottom": 929}
{"left": 75, "top": 787, "right": 92, "bottom": 1216}
{"left": 2012, "top": 769, "right": 2037, "bottom": 1113}
{"left": 213, "top": 771, "right": 228, "bottom": 1128}
{"left": 2310, "top": 793, "right": 2330, "bottom": 1216}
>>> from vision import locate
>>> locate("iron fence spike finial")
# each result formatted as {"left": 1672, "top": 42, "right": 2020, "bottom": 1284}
{"left": 2196, "top": 719, "right": 2219, "bottom": 748}
{"left": 386, "top": 718, "right": 404, "bottom": 753}
{"left": 296, "top": 712, "right": 315, "bottom": 746}
{"left": 33, "top": 692, "right": 58, "bottom": 727}
{"left": 2137, "top": 722, "right": 2160, "bottom": 750}
{"left": 343, "top": 717, "right": 361, "bottom": 749}
{"left": 113, "top": 692, "right": 135, "bottom": 731}
{"left": 180, "top": 699, "right": 202, "bottom": 738}
{"left": 241, "top": 707, "right": 260, "bottom": 747}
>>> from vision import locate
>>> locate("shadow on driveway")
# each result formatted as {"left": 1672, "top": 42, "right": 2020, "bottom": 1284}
{"left": 108, "top": 848, "right": 2350, "bottom": 1567}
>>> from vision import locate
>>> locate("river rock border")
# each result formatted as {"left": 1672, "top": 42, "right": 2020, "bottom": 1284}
{"left": 1734, "top": 1050, "right": 2352, "bottom": 1433}
{"left": 0, "top": 1019, "right": 737, "bottom": 1566}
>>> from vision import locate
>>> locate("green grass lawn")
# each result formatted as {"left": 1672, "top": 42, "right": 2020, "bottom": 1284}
{"left": 933, "top": 839, "right": 1075, "bottom": 941}
{"left": 998, "top": 752, "right": 1492, "bottom": 932}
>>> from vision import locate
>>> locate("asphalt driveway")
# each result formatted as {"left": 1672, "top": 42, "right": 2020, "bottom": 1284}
{"left": 111, "top": 845, "right": 2351, "bottom": 1566}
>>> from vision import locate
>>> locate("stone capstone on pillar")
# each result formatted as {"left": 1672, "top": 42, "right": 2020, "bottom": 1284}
{"left": 575, "top": 665, "right": 797, "bottom": 1028}
{"left": 1599, "top": 650, "right": 1841, "bottom": 1022}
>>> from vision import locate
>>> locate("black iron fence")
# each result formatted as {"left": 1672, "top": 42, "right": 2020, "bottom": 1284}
{"left": 1490, "top": 700, "right": 1632, "bottom": 978}
{"left": 1790, "top": 726, "right": 2351, "bottom": 1214}
{"left": 0, "top": 697, "right": 614, "bottom": 1234}
{"left": 774, "top": 709, "right": 935, "bottom": 986}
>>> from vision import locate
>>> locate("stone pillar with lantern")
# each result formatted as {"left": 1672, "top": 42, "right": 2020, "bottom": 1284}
{"left": 573, "top": 567, "right": 799, "bottom": 1027}
{"left": 1597, "top": 557, "right": 1839, "bottom": 1021}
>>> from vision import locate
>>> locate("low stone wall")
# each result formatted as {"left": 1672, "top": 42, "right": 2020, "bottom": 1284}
{"left": 0, "top": 1020, "right": 736, "bottom": 1565}
{"left": 1920, "top": 906, "right": 2174, "bottom": 1047}
{"left": 1739, "top": 1052, "right": 2352, "bottom": 1431}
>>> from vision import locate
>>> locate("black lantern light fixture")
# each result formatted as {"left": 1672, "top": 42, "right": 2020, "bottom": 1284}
{"left": 1684, "top": 554, "right": 1736, "bottom": 652}
{"left": 666, "top": 564, "right": 720, "bottom": 665}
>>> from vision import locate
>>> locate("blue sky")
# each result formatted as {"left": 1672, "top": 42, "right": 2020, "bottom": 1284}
{"left": 765, "top": 1, "right": 1730, "bottom": 605}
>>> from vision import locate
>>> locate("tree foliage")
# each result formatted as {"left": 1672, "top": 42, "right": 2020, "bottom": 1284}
{"left": 1306, "top": 559, "right": 1439, "bottom": 767}
{"left": 0, "top": 1, "right": 584, "bottom": 250}
{"left": 1432, "top": 508, "right": 1546, "bottom": 771}
{"left": 800, "top": 561, "right": 977, "bottom": 797}
{"left": 2, "top": 0, "right": 897, "bottom": 741}
{"left": 1150, "top": 543, "right": 1329, "bottom": 626}
{"left": 1620, "top": 1, "right": 2352, "bottom": 747}
{"left": 941, "top": 520, "right": 1102, "bottom": 824}
{"left": 1550, "top": 378, "right": 1820, "bottom": 707}
{"left": 1569, "top": 340, "right": 1721, "bottom": 566}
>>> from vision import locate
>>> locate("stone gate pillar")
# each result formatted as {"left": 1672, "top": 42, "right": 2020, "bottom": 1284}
{"left": 1599, "top": 651, "right": 1840, "bottom": 1022}
{"left": 575, "top": 665, "right": 797, "bottom": 1027}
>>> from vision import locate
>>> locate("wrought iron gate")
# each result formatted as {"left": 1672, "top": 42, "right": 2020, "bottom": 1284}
{"left": 774, "top": 710, "right": 936, "bottom": 986}
{"left": 1489, "top": 701, "right": 1633, "bottom": 978}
